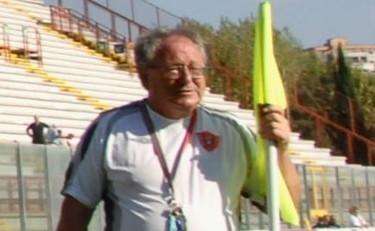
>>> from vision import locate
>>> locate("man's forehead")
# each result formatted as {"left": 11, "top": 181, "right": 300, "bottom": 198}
{"left": 160, "top": 35, "right": 196, "bottom": 51}
{"left": 156, "top": 35, "right": 205, "bottom": 63}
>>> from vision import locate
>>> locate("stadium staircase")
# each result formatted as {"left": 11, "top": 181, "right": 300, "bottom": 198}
{"left": 0, "top": 0, "right": 347, "bottom": 166}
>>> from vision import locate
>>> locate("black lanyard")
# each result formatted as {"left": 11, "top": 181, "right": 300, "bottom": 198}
{"left": 140, "top": 102, "right": 197, "bottom": 197}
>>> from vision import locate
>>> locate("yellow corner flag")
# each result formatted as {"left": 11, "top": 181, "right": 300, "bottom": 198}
{"left": 251, "top": 1, "right": 300, "bottom": 226}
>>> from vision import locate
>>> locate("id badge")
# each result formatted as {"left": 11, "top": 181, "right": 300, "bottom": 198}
{"left": 168, "top": 207, "right": 187, "bottom": 231}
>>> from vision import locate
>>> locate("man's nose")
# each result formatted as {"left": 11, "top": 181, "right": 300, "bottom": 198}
{"left": 179, "top": 66, "right": 194, "bottom": 83}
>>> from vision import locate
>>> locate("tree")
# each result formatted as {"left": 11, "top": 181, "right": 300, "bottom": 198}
{"left": 335, "top": 45, "right": 356, "bottom": 98}
{"left": 353, "top": 71, "right": 375, "bottom": 135}
{"left": 328, "top": 46, "right": 370, "bottom": 164}
{"left": 181, "top": 18, "right": 375, "bottom": 164}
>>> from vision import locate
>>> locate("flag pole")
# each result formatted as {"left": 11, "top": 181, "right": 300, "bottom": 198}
{"left": 261, "top": 2, "right": 280, "bottom": 230}
{"left": 253, "top": 1, "right": 299, "bottom": 228}
{"left": 266, "top": 141, "right": 280, "bottom": 230}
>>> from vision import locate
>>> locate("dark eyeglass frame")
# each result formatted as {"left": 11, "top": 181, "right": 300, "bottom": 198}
{"left": 150, "top": 64, "right": 209, "bottom": 80}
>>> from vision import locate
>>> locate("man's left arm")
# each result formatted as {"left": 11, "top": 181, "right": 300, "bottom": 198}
{"left": 259, "top": 105, "right": 301, "bottom": 208}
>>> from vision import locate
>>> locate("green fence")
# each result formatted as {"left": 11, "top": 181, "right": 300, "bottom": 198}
{"left": 0, "top": 141, "right": 104, "bottom": 231}
{"left": 0, "top": 141, "right": 374, "bottom": 230}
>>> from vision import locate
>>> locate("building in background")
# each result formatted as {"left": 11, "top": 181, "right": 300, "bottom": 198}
{"left": 307, "top": 38, "right": 375, "bottom": 72}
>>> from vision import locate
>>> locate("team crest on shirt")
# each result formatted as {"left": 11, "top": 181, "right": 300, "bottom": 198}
{"left": 196, "top": 131, "right": 220, "bottom": 151}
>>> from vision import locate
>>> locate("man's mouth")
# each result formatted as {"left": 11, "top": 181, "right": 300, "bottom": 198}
{"left": 176, "top": 89, "right": 195, "bottom": 95}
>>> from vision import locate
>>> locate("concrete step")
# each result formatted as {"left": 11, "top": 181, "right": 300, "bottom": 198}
{"left": 0, "top": 96, "right": 98, "bottom": 112}
{"left": 0, "top": 132, "right": 80, "bottom": 145}
{"left": 39, "top": 70, "right": 142, "bottom": 88}
{"left": 0, "top": 109, "right": 94, "bottom": 126}
{"left": 0, "top": 123, "right": 84, "bottom": 138}
{"left": 0, "top": 0, "right": 51, "bottom": 22}
{"left": 4, "top": 34, "right": 114, "bottom": 62}
{"left": 42, "top": 64, "right": 134, "bottom": 79}
{"left": 0, "top": 61, "right": 135, "bottom": 84}
{"left": 0, "top": 78, "right": 72, "bottom": 94}
{"left": 0, "top": 87, "right": 87, "bottom": 102}
{"left": 0, "top": 113, "right": 91, "bottom": 129}
{"left": 0, "top": 7, "right": 39, "bottom": 24}
{"left": 290, "top": 154, "right": 347, "bottom": 166}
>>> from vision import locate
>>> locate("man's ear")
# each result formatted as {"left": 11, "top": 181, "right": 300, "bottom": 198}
{"left": 140, "top": 74, "right": 149, "bottom": 90}
{"left": 137, "top": 68, "right": 149, "bottom": 90}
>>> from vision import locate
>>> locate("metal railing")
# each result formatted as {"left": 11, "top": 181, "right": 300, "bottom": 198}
{"left": 0, "top": 23, "right": 43, "bottom": 66}
{"left": 50, "top": 4, "right": 148, "bottom": 65}
{"left": 22, "top": 26, "right": 43, "bottom": 66}
{"left": 50, "top": 5, "right": 128, "bottom": 45}
{"left": 47, "top": 0, "right": 178, "bottom": 43}
{"left": 294, "top": 85, "right": 375, "bottom": 165}
{"left": 50, "top": 4, "right": 146, "bottom": 67}
{"left": 46, "top": 0, "right": 182, "bottom": 30}
{"left": 0, "top": 23, "right": 11, "bottom": 61}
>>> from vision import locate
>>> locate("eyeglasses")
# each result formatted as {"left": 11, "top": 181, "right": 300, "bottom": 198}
{"left": 152, "top": 64, "right": 208, "bottom": 80}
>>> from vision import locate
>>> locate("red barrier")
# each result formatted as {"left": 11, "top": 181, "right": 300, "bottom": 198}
{"left": 22, "top": 26, "right": 43, "bottom": 66}
{"left": 294, "top": 86, "right": 375, "bottom": 165}
{"left": 0, "top": 23, "right": 11, "bottom": 61}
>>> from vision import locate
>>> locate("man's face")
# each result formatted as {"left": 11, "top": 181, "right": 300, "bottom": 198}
{"left": 144, "top": 35, "right": 206, "bottom": 118}
{"left": 350, "top": 207, "right": 358, "bottom": 215}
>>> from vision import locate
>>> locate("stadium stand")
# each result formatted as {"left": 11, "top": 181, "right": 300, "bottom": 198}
{"left": 0, "top": 0, "right": 348, "bottom": 166}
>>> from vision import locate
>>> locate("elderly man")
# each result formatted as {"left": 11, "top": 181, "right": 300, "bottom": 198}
{"left": 57, "top": 28, "right": 300, "bottom": 231}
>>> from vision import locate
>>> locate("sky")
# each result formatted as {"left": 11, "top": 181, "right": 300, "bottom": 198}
{"left": 150, "top": 0, "right": 375, "bottom": 48}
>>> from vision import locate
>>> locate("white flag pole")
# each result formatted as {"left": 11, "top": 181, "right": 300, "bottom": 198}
{"left": 267, "top": 141, "right": 280, "bottom": 231}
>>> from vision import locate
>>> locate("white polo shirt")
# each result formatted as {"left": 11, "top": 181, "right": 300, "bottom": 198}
{"left": 62, "top": 100, "right": 263, "bottom": 231}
